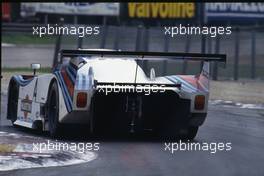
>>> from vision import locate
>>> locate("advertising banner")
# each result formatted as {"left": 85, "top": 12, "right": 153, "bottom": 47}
{"left": 21, "top": 3, "right": 120, "bottom": 17}
{"left": 121, "top": 3, "right": 198, "bottom": 25}
{"left": 2, "top": 3, "right": 11, "bottom": 21}
{"left": 206, "top": 3, "right": 264, "bottom": 22}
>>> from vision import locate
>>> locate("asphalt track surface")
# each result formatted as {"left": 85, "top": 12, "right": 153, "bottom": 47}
{"left": 1, "top": 93, "right": 264, "bottom": 176}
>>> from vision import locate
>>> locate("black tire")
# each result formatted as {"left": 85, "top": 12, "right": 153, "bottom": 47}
{"left": 158, "top": 118, "right": 179, "bottom": 140}
{"left": 160, "top": 125, "right": 198, "bottom": 141}
{"left": 47, "top": 81, "right": 61, "bottom": 138}
{"left": 181, "top": 126, "right": 199, "bottom": 140}
{"left": 7, "top": 79, "right": 19, "bottom": 125}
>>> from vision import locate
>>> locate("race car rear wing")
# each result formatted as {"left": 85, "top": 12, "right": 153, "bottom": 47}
{"left": 59, "top": 49, "right": 226, "bottom": 91}
{"left": 60, "top": 49, "right": 226, "bottom": 63}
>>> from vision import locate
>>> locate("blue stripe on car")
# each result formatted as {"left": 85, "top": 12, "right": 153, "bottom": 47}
{"left": 13, "top": 75, "right": 34, "bottom": 87}
{"left": 171, "top": 75, "right": 198, "bottom": 92}
{"left": 68, "top": 64, "right": 77, "bottom": 77}
{"left": 66, "top": 66, "right": 76, "bottom": 85}
{"left": 165, "top": 76, "right": 195, "bottom": 92}
{"left": 59, "top": 71, "right": 73, "bottom": 110}
{"left": 54, "top": 71, "right": 72, "bottom": 112}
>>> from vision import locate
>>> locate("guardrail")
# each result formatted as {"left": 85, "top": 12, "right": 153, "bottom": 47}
{"left": 3, "top": 23, "right": 264, "bottom": 80}
{"left": 2, "top": 23, "right": 36, "bottom": 34}
{"left": 74, "top": 24, "right": 264, "bottom": 80}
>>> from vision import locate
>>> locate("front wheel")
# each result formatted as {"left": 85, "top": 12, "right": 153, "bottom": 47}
{"left": 7, "top": 79, "right": 19, "bottom": 125}
{"left": 47, "top": 81, "right": 61, "bottom": 138}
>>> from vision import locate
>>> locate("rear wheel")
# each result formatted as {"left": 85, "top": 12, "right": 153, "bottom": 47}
{"left": 160, "top": 125, "right": 199, "bottom": 141}
{"left": 180, "top": 126, "right": 199, "bottom": 140}
{"left": 159, "top": 109, "right": 199, "bottom": 140}
{"left": 47, "top": 81, "right": 61, "bottom": 138}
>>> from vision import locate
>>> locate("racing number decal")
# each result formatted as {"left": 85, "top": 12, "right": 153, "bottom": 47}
{"left": 21, "top": 95, "right": 32, "bottom": 118}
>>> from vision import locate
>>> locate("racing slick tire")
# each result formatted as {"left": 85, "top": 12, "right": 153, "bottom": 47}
{"left": 181, "top": 126, "right": 199, "bottom": 140}
{"left": 7, "top": 79, "right": 19, "bottom": 125}
{"left": 47, "top": 81, "right": 62, "bottom": 138}
{"left": 160, "top": 125, "right": 198, "bottom": 141}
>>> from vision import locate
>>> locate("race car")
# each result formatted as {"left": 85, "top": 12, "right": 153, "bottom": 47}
{"left": 7, "top": 49, "right": 226, "bottom": 139}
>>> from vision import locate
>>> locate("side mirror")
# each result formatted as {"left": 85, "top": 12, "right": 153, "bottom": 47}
{"left": 31, "top": 63, "right": 41, "bottom": 75}
{"left": 150, "top": 68, "right": 156, "bottom": 80}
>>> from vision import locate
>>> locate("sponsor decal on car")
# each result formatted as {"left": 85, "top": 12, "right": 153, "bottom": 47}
{"left": 21, "top": 95, "right": 32, "bottom": 118}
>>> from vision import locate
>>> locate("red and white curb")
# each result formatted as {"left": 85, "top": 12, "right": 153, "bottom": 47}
{"left": 210, "top": 100, "right": 264, "bottom": 109}
{"left": 0, "top": 131, "right": 97, "bottom": 171}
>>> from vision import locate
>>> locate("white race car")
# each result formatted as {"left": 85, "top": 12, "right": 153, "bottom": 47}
{"left": 7, "top": 49, "right": 226, "bottom": 139}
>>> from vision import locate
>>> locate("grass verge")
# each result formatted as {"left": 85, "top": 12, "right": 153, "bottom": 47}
{"left": 2, "top": 34, "right": 56, "bottom": 45}
{"left": 2, "top": 67, "right": 52, "bottom": 73}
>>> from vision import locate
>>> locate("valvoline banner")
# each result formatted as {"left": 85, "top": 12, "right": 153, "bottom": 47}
{"left": 120, "top": 3, "right": 198, "bottom": 26}
{"left": 206, "top": 3, "right": 264, "bottom": 22}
